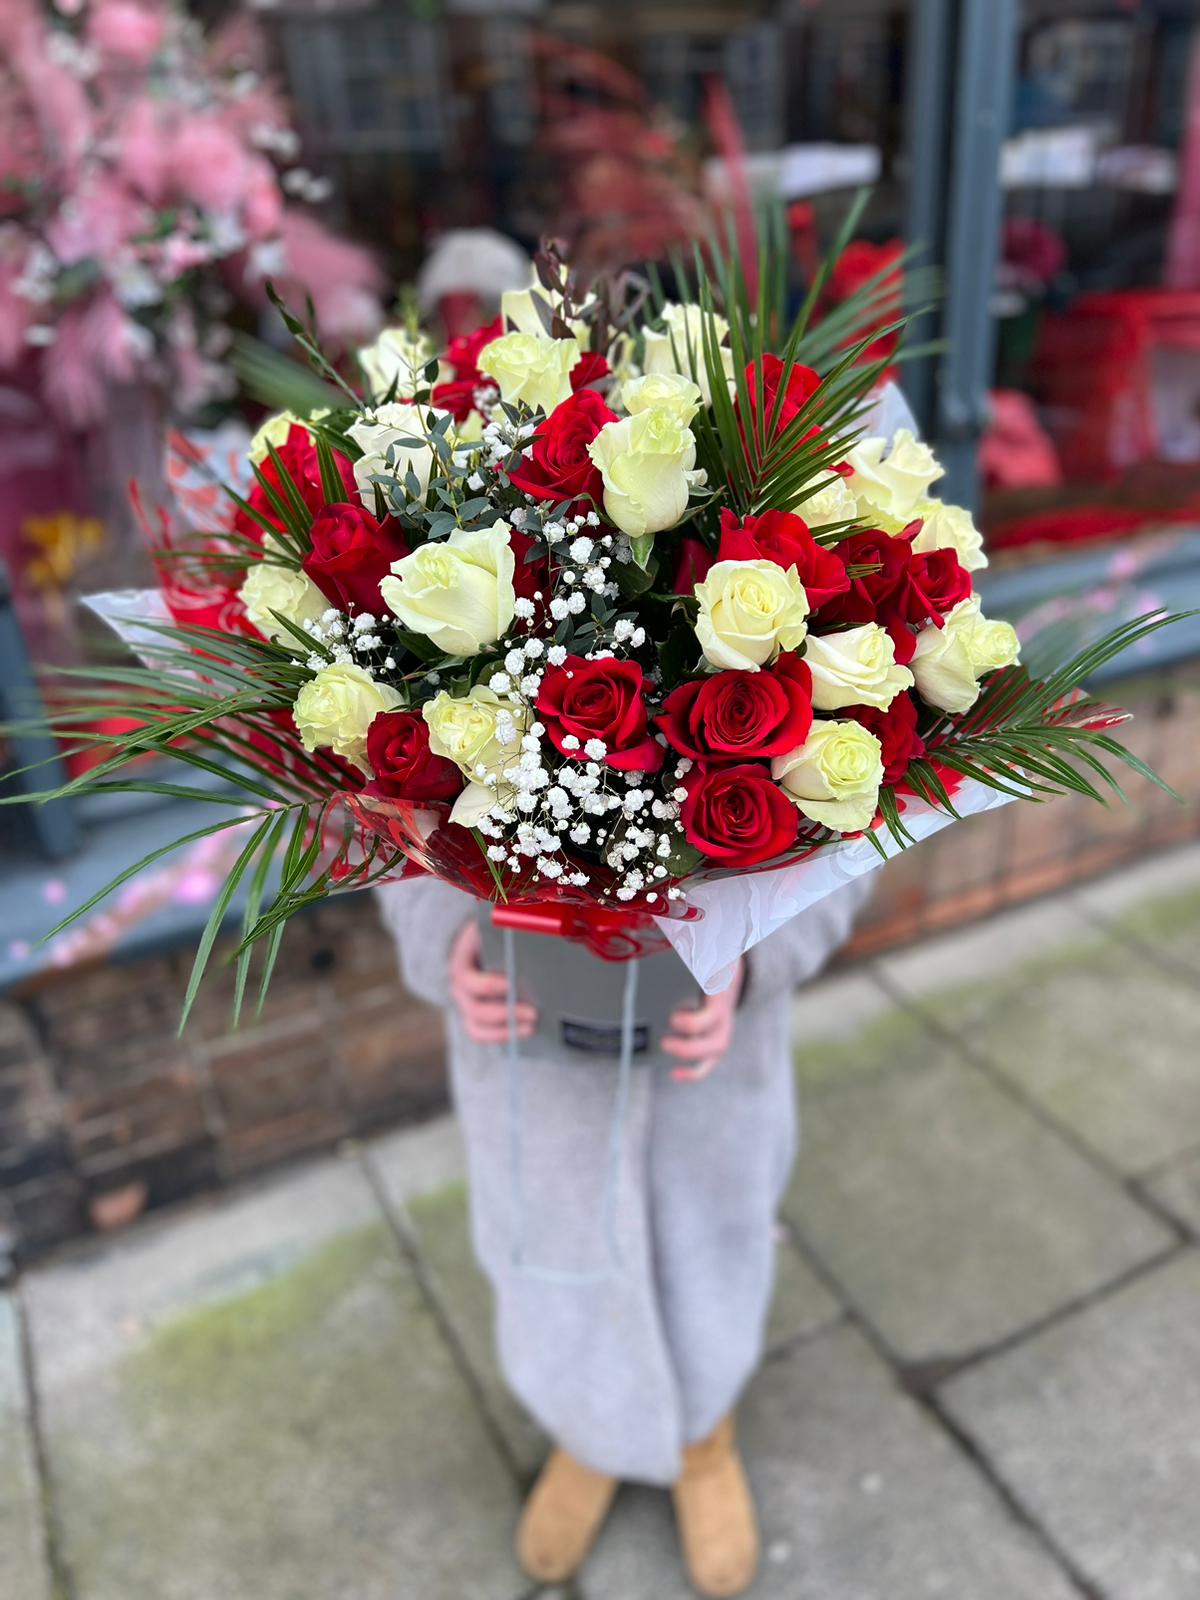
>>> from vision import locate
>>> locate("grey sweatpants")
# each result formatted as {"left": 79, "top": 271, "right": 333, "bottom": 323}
{"left": 377, "top": 876, "right": 866, "bottom": 1485}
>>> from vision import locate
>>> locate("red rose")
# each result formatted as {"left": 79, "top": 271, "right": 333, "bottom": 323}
{"left": 509, "top": 526, "right": 548, "bottom": 609}
{"left": 303, "top": 502, "right": 409, "bottom": 616}
{"left": 672, "top": 537, "right": 715, "bottom": 595}
{"left": 234, "top": 423, "right": 355, "bottom": 543}
{"left": 434, "top": 317, "right": 503, "bottom": 420}
{"left": 736, "top": 355, "right": 826, "bottom": 457}
{"left": 571, "top": 350, "right": 611, "bottom": 390}
{"left": 819, "top": 528, "right": 971, "bottom": 661}
{"left": 910, "top": 545, "right": 972, "bottom": 621}
{"left": 823, "top": 239, "right": 904, "bottom": 365}
{"left": 717, "top": 509, "right": 851, "bottom": 609}
{"left": 845, "top": 692, "right": 925, "bottom": 785}
{"left": 507, "top": 388, "right": 616, "bottom": 506}
{"left": 680, "top": 763, "right": 799, "bottom": 866}
{"left": 365, "top": 710, "right": 462, "bottom": 802}
{"left": 446, "top": 317, "right": 502, "bottom": 380}
{"left": 536, "top": 655, "right": 664, "bottom": 772}
{"left": 657, "top": 653, "right": 813, "bottom": 763}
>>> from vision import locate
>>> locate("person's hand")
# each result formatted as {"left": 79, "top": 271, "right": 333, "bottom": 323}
{"left": 661, "top": 958, "right": 745, "bottom": 1082}
{"left": 448, "top": 920, "right": 538, "bottom": 1044}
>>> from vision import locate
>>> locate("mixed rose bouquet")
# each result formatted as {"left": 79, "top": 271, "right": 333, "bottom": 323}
{"left": 9, "top": 220, "right": 1181, "bottom": 1015}
{"left": 0, "top": 0, "right": 382, "bottom": 426}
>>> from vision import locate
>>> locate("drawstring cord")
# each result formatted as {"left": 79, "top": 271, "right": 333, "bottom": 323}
{"left": 504, "top": 926, "right": 638, "bottom": 1285}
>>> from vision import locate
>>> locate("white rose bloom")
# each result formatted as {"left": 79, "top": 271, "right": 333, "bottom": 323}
{"left": 359, "top": 327, "right": 447, "bottom": 399}
{"left": 910, "top": 597, "right": 1019, "bottom": 713}
{"left": 587, "top": 407, "right": 700, "bottom": 538}
{"left": 380, "top": 521, "right": 516, "bottom": 657}
{"left": 424, "top": 685, "right": 529, "bottom": 779}
{"left": 293, "top": 662, "right": 402, "bottom": 767}
{"left": 796, "top": 473, "right": 858, "bottom": 529}
{"left": 773, "top": 719, "right": 884, "bottom": 833}
{"left": 643, "top": 302, "right": 735, "bottom": 406}
{"left": 620, "top": 371, "right": 702, "bottom": 426}
{"left": 846, "top": 428, "right": 943, "bottom": 523}
{"left": 478, "top": 332, "right": 579, "bottom": 414}
{"left": 908, "top": 499, "right": 988, "bottom": 571}
{"left": 247, "top": 410, "right": 309, "bottom": 466}
{"left": 239, "top": 550, "right": 327, "bottom": 643}
{"left": 693, "top": 559, "right": 810, "bottom": 672}
{"left": 501, "top": 281, "right": 593, "bottom": 349}
{"left": 349, "top": 403, "right": 447, "bottom": 509}
{"left": 806, "top": 623, "right": 914, "bottom": 712}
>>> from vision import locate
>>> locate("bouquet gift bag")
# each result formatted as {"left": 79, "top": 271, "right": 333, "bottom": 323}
{"left": 475, "top": 901, "right": 699, "bottom": 1073}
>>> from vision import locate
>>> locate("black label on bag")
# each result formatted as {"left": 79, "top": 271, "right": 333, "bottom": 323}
{"left": 560, "top": 1018, "right": 651, "bottom": 1057}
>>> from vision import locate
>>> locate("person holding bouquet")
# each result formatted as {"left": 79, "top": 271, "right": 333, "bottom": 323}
{"left": 380, "top": 875, "right": 868, "bottom": 1597}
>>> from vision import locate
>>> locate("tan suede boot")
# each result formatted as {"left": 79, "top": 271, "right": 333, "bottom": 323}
{"left": 672, "top": 1415, "right": 760, "bottom": 1598}
{"left": 515, "top": 1447, "right": 618, "bottom": 1584}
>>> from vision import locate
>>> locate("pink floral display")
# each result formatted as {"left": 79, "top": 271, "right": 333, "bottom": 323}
{"left": 0, "top": 0, "right": 384, "bottom": 427}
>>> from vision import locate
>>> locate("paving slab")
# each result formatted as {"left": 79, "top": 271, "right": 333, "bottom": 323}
{"left": 578, "top": 1323, "right": 1078, "bottom": 1600}
{"left": 1144, "top": 1151, "right": 1200, "bottom": 1236}
{"left": 0, "top": 1292, "right": 52, "bottom": 1600}
{"left": 882, "top": 904, "right": 1200, "bottom": 1177}
{"left": 24, "top": 1156, "right": 525, "bottom": 1600}
{"left": 942, "top": 1251, "right": 1200, "bottom": 1600}
{"left": 785, "top": 1032, "right": 1171, "bottom": 1363}
{"left": 763, "top": 1232, "right": 842, "bottom": 1355}
{"left": 1070, "top": 842, "right": 1200, "bottom": 972}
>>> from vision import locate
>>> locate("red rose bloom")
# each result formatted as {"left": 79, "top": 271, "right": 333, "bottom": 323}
{"left": 818, "top": 527, "right": 968, "bottom": 659}
{"left": 823, "top": 239, "right": 904, "bottom": 365}
{"left": 365, "top": 710, "right": 462, "bottom": 802}
{"left": 716, "top": 508, "right": 851, "bottom": 609}
{"left": 910, "top": 545, "right": 972, "bottom": 621}
{"left": 845, "top": 693, "right": 925, "bottom": 785}
{"left": 303, "top": 503, "right": 409, "bottom": 616}
{"left": 736, "top": 355, "right": 826, "bottom": 456}
{"left": 536, "top": 655, "right": 664, "bottom": 772}
{"left": 672, "top": 536, "right": 715, "bottom": 595}
{"left": 680, "top": 763, "right": 799, "bottom": 866}
{"left": 570, "top": 350, "right": 611, "bottom": 390}
{"left": 657, "top": 653, "right": 813, "bottom": 764}
{"left": 446, "top": 317, "right": 502, "bottom": 380}
{"left": 234, "top": 423, "right": 355, "bottom": 543}
{"left": 507, "top": 388, "right": 616, "bottom": 506}
{"left": 434, "top": 316, "right": 503, "bottom": 420}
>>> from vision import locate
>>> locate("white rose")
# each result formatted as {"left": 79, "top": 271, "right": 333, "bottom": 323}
{"left": 293, "top": 662, "right": 401, "bottom": 767}
{"left": 380, "top": 521, "right": 516, "bottom": 657}
{"left": 238, "top": 550, "right": 328, "bottom": 643}
{"left": 358, "top": 327, "right": 447, "bottom": 399}
{"left": 587, "top": 407, "right": 700, "bottom": 538}
{"left": 693, "top": 559, "right": 810, "bottom": 671}
{"left": 620, "top": 371, "right": 702, "bottom": 426}
{"left": 477, "top": 332, "right": 579, "bottom": 414}
{"left": 846, "top": 428, "right": 943, "bottom": 522}
{"left": 909, "top": 499, "right": 988, "bottom": 571}
{"left": 643, "top": 302, "right": 734, "bottom": 406}
{"left": 247, "top": 410, "right": 314, "bottom": 466}
{"left": 910, "top": 597, "right": 1019, "bottom": 713}
{"left": 796, "top": 473, "right": 858, "bottom": 529}
{"left": 806, "top": 623, "right": 914, "bottom": 711}
{"left": 773, "top": 719, "right": 884, "bottom": 833}
{"left": 501, "top": 282, "right": 593, "bottom": 349}
{"left": 348, "top": 403, "right": 447, "bottom": 510}
{"left": 423, "top": 685, "right": 529, "bottom": 781}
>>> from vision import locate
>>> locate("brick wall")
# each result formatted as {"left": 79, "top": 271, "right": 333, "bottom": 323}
{"left": 0, "top": 897, "right": 445, "bottom": 1264}
{"left": 2, "top": 663, "right": 1197, "bottom": 1266}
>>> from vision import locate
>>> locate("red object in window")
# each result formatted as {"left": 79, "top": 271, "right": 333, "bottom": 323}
{"left": 1034, "top": 290, "right": 1200, "bottom": 481}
